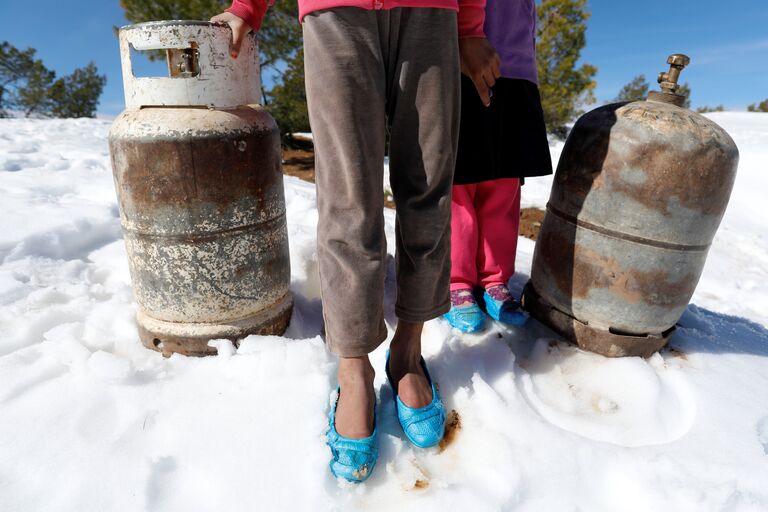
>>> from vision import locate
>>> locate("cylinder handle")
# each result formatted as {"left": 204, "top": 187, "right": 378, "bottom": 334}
{"left": 118, "top": 21, "right": 262, "bottom": 109}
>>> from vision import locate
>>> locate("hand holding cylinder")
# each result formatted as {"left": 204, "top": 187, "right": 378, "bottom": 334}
{"left": 210, "top": 11, "right": 252, "bottom": 59}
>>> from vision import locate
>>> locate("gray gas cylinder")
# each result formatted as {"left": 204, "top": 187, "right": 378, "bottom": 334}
{"left": 109, "top": 21, "right": 292, "bottom": 356}
{"left": 523, "top": 55, "right": 739, "bottom": 357}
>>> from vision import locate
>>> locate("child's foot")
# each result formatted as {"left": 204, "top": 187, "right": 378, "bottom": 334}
{"left": 443, "top": 288, "right": 485, "bottom": 332}
{"left": 483, "top": 284, "right": 528, "bottom": 326}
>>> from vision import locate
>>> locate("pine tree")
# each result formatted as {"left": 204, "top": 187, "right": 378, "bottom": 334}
{"left": 48, "top": 63, "right": 107, "bottom": 118}
{"left": 267, "top": 48, "right": 309, "bottom": 138}
{"left": 0, "top": 42, "right": 41, "bottom": 116}
{"left": 17, "top": 60, "right": 56, "bottom": 117}
{"left": 613, "top": 74, "right": 691, "bottom": 109}
{"left": 747, "top": 99, "right": 768, "bottom": 112}
{"left": 614, "top": 74, "right": 649, "bottom": 103}
{"left": 696, "top": 105, "right": 724, "bottom": 114}
{"left": 676, "top": 82, "right": 692, "bottom": 109}
{"left": 0, "top": 42, "right": 104, "bottom": 118}
{"left": 536, "top": 0, "right": 598, "bottom": 137}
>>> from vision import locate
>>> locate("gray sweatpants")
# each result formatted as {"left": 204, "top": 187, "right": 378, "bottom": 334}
{"left": 303, "top": 7, "right": 460, "bottom": 357}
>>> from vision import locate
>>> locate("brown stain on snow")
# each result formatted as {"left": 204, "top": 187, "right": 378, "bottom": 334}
{"left": 519, "top": 208, "right": 545, "bottom": 241}
{"left": 413, "top": 479, "right": 429, "bottom": 490}
{"left": 438, "top": 409, "right": 462, "bottom": 453}
{"left": 667, "top": 346, "right": 688, "bottom": 361}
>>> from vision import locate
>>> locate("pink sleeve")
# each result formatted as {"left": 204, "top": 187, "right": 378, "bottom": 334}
{"left": 225, "top": 0, "right": 271, "bottom": 32}
{"left": 457, "top": 0, "right": 486, "bottom": 38}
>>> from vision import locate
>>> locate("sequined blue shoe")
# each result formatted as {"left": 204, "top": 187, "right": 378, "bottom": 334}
{"left": 483, "top": 284, "right": 528, "bottom": 326}
{"left": 443, "top": 288, "right": 486, "bottom": 332}
{"left": 385, "top": 353, "right": 446, "bottom": 449}
{"left": 326, "top": 388, "right": 378, "bottom": 483}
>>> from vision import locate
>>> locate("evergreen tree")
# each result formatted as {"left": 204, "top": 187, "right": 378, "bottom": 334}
{"left": 48, "top": 63, "right": 107, "bottom": 118}
{"left": 254, "top": 0, "right": 301, "bottom": 73}
{"left": 17, "top": 60, "right": 56, "bottom": 117}
{"left": 266, "top": 48, "right": 309, "bottom": 139}
{"left": 613, "top": 74, "right": 691, "bottom": 109}
{"left": 747, "top": 99, "right": 768, "bottom": 112}
{"left": 0, "top": 42, "right": 41, "bottom": 116}
{"left": 696, "top": 105, "right": 724, "bottom": 114}
{"left": 536, "top": 0, "right": 598, "bottom": 137}
{"left": 0, "top": 42, "right": 104, "bottom": 118}
{"left": 119, "top": 0, "right": 225, "bottom": 27}
{"left": 676, "top": 82, "right": 692, "bottom": 109}
{"left": 614, "top": 74, "right": 649, "bottom": 103}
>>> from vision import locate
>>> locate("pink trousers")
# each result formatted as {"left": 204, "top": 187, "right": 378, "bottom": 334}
{"left": 450, "top": 178, "right": 521, "bottom": 291}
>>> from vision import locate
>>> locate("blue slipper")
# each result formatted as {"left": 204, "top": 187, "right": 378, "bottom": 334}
{"left": 483, "top": 285, "right": 528, "bottom": 326}
{"left": 326, "top": 388, "right": 378, "bottom": 483}
{"left": 385, "top": 353, "right": 446, "bottom": 448}
{"left": 443, "top": 288, "right": 485, "bottom": 332}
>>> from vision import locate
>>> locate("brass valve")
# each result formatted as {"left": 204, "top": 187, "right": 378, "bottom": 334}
{"left": 657, "top": 54, "right": 690, "bottom": 95}
{"left": 166, "top": 46, "right": 200, "bottom": 78}
{"left": 647, "top": 53, "right": 691, "bottom": 107}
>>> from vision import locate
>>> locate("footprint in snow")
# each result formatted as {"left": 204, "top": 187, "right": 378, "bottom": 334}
{"left": 2, "top": 160, "right": 24, "bottom": 172}
{"left": 2, "top": 157, "right": 47, "bottom": 172}
{"left": 0, "top": 346, "right": 68, "bottom": 404}
{"left": 757, "top": 417, "right": 768, "bottom": 455}
{"left": 7, "top": 142, "right": 40, "bottom": 154}
{"left": 517, "top": 338, "right": 697, "bottom": 447}
{"left": 145, "top": 456, "right": 178, "bottom": 508}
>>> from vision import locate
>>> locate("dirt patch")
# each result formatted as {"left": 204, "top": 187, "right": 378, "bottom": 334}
{"left": 281, "top": 146, "right": 396, "bottom": 209}
{"left": 413, "top": 479, "right": 429, "bottom": 490}
{"left": 282, "top": 145, "right": 543, "bottom": 236}
{"left": 438, "top": 409, "right": 462, "bottom": 453}
{"left": 520, "top": 207, "right": 545, "bottom": 241}
{"left": 666, "top": 346, "right": 688, "bottom": 361}
{"left": 281, "top": 148, "right": 316, "bottom": 183}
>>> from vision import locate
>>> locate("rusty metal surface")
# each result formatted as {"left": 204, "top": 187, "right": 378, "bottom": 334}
{"left": 527, "top": 94, "right": 738, "bottom": 356}
{"left": 109, "top": 105, "right": 292, "bottom": 354}
{"left": 109, "top": 106, "right": 283, "bottom": 235}
{"left": 523, "top": 283, "right": 673, "bottom": 358}
{"left": 123, "top": 219, "right": 289, "bottom": 323}
{"left": 531, "top": 209, "right": 706, "bottom": 334}
{"left": 549, "top": 101, "right": 739, "bottom": 247}
{"left": 137, "top": 294, "right": 293, "bottom": 357}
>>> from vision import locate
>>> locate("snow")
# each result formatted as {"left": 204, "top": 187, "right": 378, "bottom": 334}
{"left": 1, "top": 113, "right": 768, "bottom": 511}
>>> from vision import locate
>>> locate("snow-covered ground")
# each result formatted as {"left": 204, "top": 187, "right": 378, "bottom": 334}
{"left": 1, "top": 114, "right": 767, "bottom": 511}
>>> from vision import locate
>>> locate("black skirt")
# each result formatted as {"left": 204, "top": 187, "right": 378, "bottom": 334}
{"left": 454, "top": 75, "right": 553, "bottom": 185}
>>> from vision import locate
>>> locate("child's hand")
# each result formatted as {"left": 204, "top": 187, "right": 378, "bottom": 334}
{"left": 459, "top": 37, "right": 501, "bottom": 107}
{"left": 210, "top": 11, "right": 252, "bottom": 59}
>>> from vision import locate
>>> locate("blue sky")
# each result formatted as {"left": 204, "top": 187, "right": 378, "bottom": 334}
{"left": 1, "top": 0, "right": 766, "bottom": 116}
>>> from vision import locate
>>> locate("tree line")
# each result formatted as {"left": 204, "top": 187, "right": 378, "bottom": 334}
{"left": 4, "top": 1, "right": 766, "bottom": 122}
{"left": 0, "top": 42, "right": 106, "bottom": 118}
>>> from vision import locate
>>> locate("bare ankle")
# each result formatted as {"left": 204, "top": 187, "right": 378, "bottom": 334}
{"left": 335, "top": 355, "right": 376, "bottom": 438}
{"left": 388, "top": 322, "right": 422, "bottom": 370}
{"left": 337, "top": 356, "right": 375, "bottom": 386}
